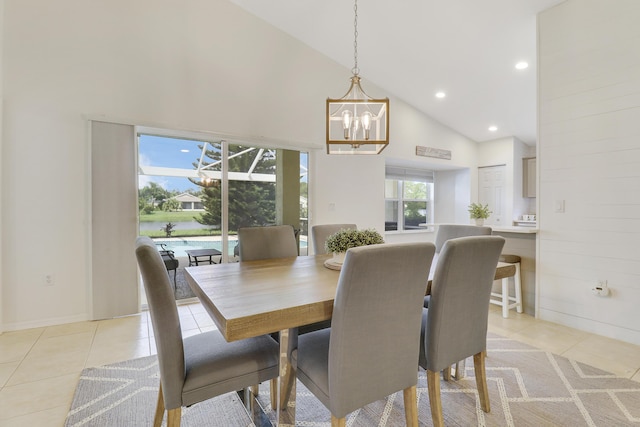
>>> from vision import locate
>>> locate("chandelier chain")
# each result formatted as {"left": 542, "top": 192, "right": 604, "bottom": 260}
{"left": 352, "top": 0, "right": 359, "bottom": 75}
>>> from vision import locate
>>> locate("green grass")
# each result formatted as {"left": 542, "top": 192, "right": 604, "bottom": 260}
{"left": 139, "top": 210, "right": 203, "bottom": 222}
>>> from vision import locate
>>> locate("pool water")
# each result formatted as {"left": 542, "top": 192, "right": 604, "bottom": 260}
{"left": 155, "top": 238, "right": 307, "bottom": 257}
{"left": 154, "top": 239, "right": 237, "bottom": 257}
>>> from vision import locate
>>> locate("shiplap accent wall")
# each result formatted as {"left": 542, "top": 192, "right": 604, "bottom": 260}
{"left": 538, "top": 0, "right": 640, "bottom": 344}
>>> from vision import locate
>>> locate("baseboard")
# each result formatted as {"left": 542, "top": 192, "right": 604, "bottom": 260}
{"left": 1, "top": 313, "right": 90, "bottom": 332}
{"left": 539, "top": 308, "right": 640, "bottom": 346}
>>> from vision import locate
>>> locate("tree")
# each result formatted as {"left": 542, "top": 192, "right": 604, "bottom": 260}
{"left": 191, "top": 145, "right": 276, "bottom": 231}
{"left": 139, "top": 182, "right": 171, "bottom": 210}
{"left": 163, "top": 198, "right": 182, "bottom": 212}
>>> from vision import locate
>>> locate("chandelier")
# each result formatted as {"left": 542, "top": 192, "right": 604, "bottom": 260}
{"left": 326, "top": 0, "right": 389, "bottom": 155}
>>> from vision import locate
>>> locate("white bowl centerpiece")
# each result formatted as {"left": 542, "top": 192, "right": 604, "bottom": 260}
{"left": 324, "top": 228, "right": 385, "bottom": 266}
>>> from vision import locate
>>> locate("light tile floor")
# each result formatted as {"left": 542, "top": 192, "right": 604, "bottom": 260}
{"left": 1, "top": 302, "right": 639, "bottom": 426}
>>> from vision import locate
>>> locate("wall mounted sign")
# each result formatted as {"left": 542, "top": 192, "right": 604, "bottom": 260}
{"left": 416, "top": 146, "right": 451, "bottom": 160}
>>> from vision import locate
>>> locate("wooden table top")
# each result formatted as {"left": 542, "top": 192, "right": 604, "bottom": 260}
{"left": 185, "top": 254, "right": 516, "bottom": 342}
{"left": 185, "top": 255, "right": 339, "bottom": 341}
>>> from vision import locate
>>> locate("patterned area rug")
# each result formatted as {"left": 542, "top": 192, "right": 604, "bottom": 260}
{"left": 65, "top": 334, "right": 640, "bottom": 426}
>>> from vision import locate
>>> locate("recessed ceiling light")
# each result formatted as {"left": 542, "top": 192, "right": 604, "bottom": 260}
{"left": 515, "top": 61, "right": 529, "bottom": 70}
{"left": 488, "top": 126, "right": 498, "bottom": 132}
{"left": 180, "top": 149, "right": 190, "bottom": 153}
{"left": 435, "top": 91, "right": 446, "bottom": 99}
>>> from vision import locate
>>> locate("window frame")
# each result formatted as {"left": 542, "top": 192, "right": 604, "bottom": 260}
{"left": 385, "top": 167, "right": 434, "bottom": 233}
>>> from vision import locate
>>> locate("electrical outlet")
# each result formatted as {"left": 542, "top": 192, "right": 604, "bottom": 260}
{"left": 591, "top": 280, "right": 610, "bottom": 297}
{"left": 44, "top": 274, "right": 55, "bottom": 286}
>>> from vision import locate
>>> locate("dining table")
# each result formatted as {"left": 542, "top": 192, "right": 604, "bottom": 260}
{"left": 185, "top": 253, "right": 515, "bottom": 426}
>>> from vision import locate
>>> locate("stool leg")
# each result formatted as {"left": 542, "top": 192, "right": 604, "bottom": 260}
{"left": 173, "top": 269, "right": 177, "bottom": 293}
{"left": 501, "top": 278, "right": 509, "bottom": 318}
{"left": 514, "top": 262, "right": 523, "bottom": 313}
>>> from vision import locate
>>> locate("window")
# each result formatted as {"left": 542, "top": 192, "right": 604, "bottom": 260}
{"left": 385, "top": 167, "right": 434, "bottom": 231}
{"left": 137, "top": 130, "right": 309, "bottom": 261}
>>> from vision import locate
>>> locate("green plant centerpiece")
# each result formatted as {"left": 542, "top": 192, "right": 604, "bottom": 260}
{"left": 325, "top": 228, "right": 385, "bottom": 266}
{"left": 467, "top": 203, "right": 492, "bottom": 226}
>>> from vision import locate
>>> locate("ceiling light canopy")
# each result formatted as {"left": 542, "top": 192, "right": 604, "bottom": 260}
{"left": 435, "top": 91, "right": 446, "bottom": 98}
{"left": 515, "top": 61, "right": 529, "bottom": 70}
{"left": 326, "top": 0, "right": 389, "bottom": 155}
{"left": 488, "top": 125, "right": 498, "bottom": 132}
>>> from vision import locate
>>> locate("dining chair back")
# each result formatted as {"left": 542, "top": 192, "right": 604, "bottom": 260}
{"left": 425, "top": 224, "right": 493, "bottom": 309}
{"left": 238, "top": 225, "right": 298, "bottom": 261}
{"left": 135, "top": 236, "right": 279, "bottom": 426}
{"left": 311, "top": 223, "right": 357, "bottom": 255}
{"left": 419, "top": 235, "right": 505, "bottom": 427}
{"left": 434, "top": 224, "right": 492, "bottom": 253}
{"left": 293, "top": 242, "right": 436, "bottom": 426}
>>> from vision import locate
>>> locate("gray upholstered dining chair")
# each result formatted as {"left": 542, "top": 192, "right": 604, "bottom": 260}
{"left": 237, "top": 224, "right": 298, "bottom": 261}
{"left": 239, "top": 224, "right": 331, "bottom": 336}
{"left": 434, "top": 224, "right": 492, "bottom": 253}
{"left": 135, "top": 236, "right": 279, "bottom": 427}
{"left": 425, "top": 224, "right": 493, "bottom": 308}
{"left": 292, "top": 242, "right": 436, "bottom": 427}
{"left": 419, "top": 235, "right": 505, "bottom": 427}
{"left": 311, "top": 223, "right": 357, "bottom": 255}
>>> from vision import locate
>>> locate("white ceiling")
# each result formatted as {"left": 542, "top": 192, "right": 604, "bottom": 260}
{"left": 228, "top": 0, "right": 565, "bottom": 145}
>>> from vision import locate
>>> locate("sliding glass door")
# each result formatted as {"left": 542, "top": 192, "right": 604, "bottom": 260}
{"left": 137, "top": 131, "right": 308, "bottom": 264}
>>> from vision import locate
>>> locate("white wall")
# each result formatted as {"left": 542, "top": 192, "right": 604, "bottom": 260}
{"left": 434, "top": 169, "right": 471, "bottom": 225}
{"left": 538, "top": 0, "right": 640, "bottom": 344}
{"left": 1, "top": 0, "right": 480, "bottom": 329}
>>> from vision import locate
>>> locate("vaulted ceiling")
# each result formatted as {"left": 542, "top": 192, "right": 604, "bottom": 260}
{"left": 229, "top": 0, "right": 565, "bottom": 145}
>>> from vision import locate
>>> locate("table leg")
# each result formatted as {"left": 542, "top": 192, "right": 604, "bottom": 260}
{"left": 277, "top": 328, "right": 298, "bottom": 426}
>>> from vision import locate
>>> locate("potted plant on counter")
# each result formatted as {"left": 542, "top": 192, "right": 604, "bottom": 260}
{"left": 468, "top": 203, "right": 492, "bottom": 226}
{"left": 325, "top": 228, "right": 385, "bottom": 266}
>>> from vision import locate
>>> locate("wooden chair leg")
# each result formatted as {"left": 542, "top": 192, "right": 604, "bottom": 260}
{"left": 166, "top": 407, "right": 181, "bottom": 427}
{"left": 427, "top": 369, "right": 444, "bottom": 427}
{"left": 474, "top": 351, "right": 491, "bottom": 413}
{"left": 443, "top": 365, "right": 451, "bottom": 382}
{"left": 331, "top": 415, "right": 346, "bottom": 427}
{"left": 154, "top": 383, "right": 165, "bottom": 427}
{"left": 270, "top": 378, "right": 278, "bottom": 411}
{"left": 251, "top": 384, "right": 259, "bottom": 396}
{"left": 402, "top": 385, "right": 419, "bottom": 427}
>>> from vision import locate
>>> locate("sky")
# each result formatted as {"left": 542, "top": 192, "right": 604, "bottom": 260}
{"left": 138, "top": 135, "right": 207, "bottom": 191}
{"left": 138, "top": 134, "right": 308, "bottom": 192}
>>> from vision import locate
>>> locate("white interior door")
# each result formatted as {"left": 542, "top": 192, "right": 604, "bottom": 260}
{"left": 478, "top": 165, "right": 506, "bottom": 226}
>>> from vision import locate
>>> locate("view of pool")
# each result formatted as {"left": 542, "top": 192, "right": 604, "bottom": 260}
{"left": 154, "top": 238, "right": 307, "bottom": 257}
{"left": 153, "top": 239, "right": 237, "bottom": 257}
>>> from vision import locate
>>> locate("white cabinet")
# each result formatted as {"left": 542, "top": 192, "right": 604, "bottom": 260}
{"left": 523, "top": 157, "right": 536, "bottom": 198}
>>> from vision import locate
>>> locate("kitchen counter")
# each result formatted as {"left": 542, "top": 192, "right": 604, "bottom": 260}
{"left": 491, "top": 227, "right": 536, "bottom": 315}
{"left": 491, "top": 225, "right": 538, "bottom": 234}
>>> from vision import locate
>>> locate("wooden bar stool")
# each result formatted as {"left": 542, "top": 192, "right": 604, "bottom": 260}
{"left": 490, "top": 254, "right": 522, "bottom": 318}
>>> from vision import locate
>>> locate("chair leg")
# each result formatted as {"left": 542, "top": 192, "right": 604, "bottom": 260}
{"left": 270, "top": 378, "right": 278, "bottom": 411}
{"left": 514, "top": 262, "right": 523, "bottom": 313}
{"left": 154, "top": 383, "right": 165, "bottom": 427}
{"left": 166, "top": 407, "right": 181, "bottom": 427}
{"left": 454, "top": 359, "right": 467, "bottom": 379}
{"left": 251, "top": 384, "right": 259, "bottom": 396}
{"left": 427, "top": 369, "right": 444, "bottom": 427}
{"left": 443, "top": 365, "right": 451, "bottom": 382}
{"left": 474, "top": 351, "right": 491, "bottom": 413}
{"left": 331, "top": 415, "right": 346, "bottom": 427}
{"left": 501, "top": 278, "right": 509, "bottom": 318}
{"left": 403, "top": 385, "right": 419, "bottom": 427}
